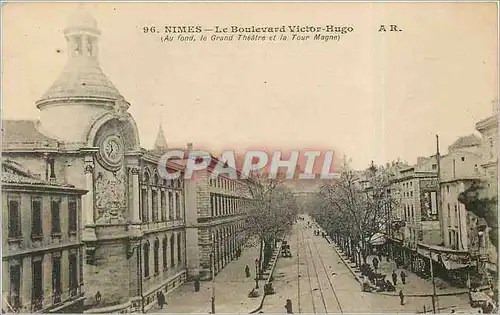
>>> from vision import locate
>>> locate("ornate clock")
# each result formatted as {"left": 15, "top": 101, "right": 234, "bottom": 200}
{"left": 98, "top": 134, "right": 124, "bottom": 171}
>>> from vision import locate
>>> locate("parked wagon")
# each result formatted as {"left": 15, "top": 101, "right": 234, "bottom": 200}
{"left": 281, "top": 244, "right": 292, "bottom": 257}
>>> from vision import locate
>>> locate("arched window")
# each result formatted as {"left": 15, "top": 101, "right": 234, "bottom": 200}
{"left": 154, "top": 239, "right": 160, "bottom": 275}
{"left": 162, "top": 237, "right": 168, "bottom": 270}
{"left": 142, "top": 171, "right": 150, "bottom": 222}
{"left": 177, "top": 233, "right": 182, "bottom": 265}
{"left": 170, "top": 236, "right": 175, "bottom": 267}
{"left": 143, "top": 242, "right": 150, "bottom": 278}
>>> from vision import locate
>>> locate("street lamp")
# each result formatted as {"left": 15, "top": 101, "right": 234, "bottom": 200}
{"left": 254, "top": 259, "right": 259, "bottom": 289}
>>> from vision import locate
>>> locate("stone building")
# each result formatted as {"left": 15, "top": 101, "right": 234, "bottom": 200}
{"left": 173, "top": 152, "right": 251, "bottom": 281}
{"left": 475, "top": 109, "right": 498, "bottom": 205}
{"left": 386, "top": 158, "right": 441, "bottom": 274}
{"left": 2, "top": 160, "right": 87, "bottom": 313}
{"left": 475, "top": 109, "right": 498, "bottom": 284}
{"left": 2, "top": 10, "right": 188, "bottom": 312}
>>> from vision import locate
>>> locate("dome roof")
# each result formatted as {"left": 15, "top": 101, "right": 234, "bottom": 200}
{"left": 65, "top": 8, "right": 98, "bottom": 33}
{"left": 450, "top": 134, "right": 482, "bottom": 149}
{"left": 36, "top": 9, "right": 123, "bottom": 107}
{"left": 36, "top": 58, "right": 122, "bottom": 106}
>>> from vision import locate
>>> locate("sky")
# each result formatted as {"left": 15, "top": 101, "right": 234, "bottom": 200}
{"left": 2, "top": 2, "right": 498, "bottom": 170}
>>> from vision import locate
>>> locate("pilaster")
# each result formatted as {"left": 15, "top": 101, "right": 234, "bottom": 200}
{"left": 82, "top": 155, "right": 97, "bottom": 242}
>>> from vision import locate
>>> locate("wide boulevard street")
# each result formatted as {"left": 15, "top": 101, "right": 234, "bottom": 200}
{"left": 261, "top": 215, "right": 472, "bottom": 313}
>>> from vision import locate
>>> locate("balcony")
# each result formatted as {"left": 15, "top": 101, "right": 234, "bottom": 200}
{"left": 29, "top": 285, "right": 84, "bottom": 312}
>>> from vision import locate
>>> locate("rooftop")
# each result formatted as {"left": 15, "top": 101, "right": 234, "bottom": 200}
{"left": 449, "top": 134, "right": 482, "bottom": 150}
{"left": 2, "top": 159, "right": 74, "bottom": 188}
{"left": 2, "top": 120, "right": 58, "bottom": 145}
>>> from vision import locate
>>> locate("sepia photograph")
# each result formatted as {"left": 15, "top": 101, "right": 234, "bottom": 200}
{"left": 1, "top": 1, "right": 498, "bottom": 313}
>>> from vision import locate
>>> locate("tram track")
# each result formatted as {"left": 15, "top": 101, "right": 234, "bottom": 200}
{"left": 296, "top": 219, "right": 344, "bottom": 314}
{"left": 298, "top": 224, "right": 318, "bottom": 313}
{"left": 310, "top": 229, "right": 344, "bottom": 313}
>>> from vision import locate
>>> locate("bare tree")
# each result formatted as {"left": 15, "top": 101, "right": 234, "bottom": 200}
{"left": 312, "top": 160, "right": 397, "bottom": 264}
{"left": 241, "top": 170, "right": 298, "bottom": 275}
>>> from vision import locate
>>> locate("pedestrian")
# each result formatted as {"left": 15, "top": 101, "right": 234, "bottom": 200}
{"left": 399, "top": 289, "right": 405, "bottom": 305}
{"left": 392, "top": 271, "right": 398, "bottom": 285}
{"left": 378, "top": 251, "right": 383, "bottom": 262}
{"left": 158, "top": 291, "right": 166, "bottom": 309}
{"left": 285, "top": 299, "right": 293, "bottom": 314}
{"left": 95, "top": 291, "right": 102, "bottom": 305}
{"left": 372, "top": 257, "right": 379, "bottom": 271}
{"left": 245, "top": 265, "right": 251, "bottom": 278}
{"left": 400, "top": 271, "right": 407, "bottom": 285}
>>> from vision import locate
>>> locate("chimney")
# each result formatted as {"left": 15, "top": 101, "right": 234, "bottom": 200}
{"left": 187, "top": 143, "right": 193, "bottom": 150}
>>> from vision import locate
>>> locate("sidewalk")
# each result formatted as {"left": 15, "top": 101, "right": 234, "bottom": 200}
{"left": 326, "top": 238, "right": 479, "bottom": 312}
{"left": 330, "top": 246, "right": 476, "bottom": 312}
{"left": 365, "top": 254, "right": 469, "bottom": 297}
{"left": 149, "top": 243, "right": 265, "bottom": 314}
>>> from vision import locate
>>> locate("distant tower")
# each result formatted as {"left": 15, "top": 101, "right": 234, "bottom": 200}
{"left": 36, "top": 7, "right": 126, "bottom": 142}
{"left": 154, "top": 123, "right": 168, "bottom": 152}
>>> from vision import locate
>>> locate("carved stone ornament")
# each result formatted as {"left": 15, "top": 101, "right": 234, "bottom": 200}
{"left": 114, "top": 97, "right": 129, "bottom": 117}
{"left": 94, "top": 171, "right": 127, "bottom": 223}
{"left": 84, "top": 163, "right": 94, "bottom": 174}
{"left": 126, "top": 239, "right": 141, "bottom": 259}
{"left": 129, "top": 166, "right": 140, "bottom": 175}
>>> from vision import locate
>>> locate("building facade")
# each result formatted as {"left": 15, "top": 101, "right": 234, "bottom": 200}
{"left": 184, "top": 159, "right": 251, "bottom": 281}
{"left": 2, "top": 160, "right": 87, "bottom": 313}
{"left": 2, "top": 10, "right": 189, "bottom": 313}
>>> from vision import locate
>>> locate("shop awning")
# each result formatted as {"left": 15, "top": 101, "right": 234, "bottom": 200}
{"left": 368, "top": 233, "right": 386, "bottom": 246}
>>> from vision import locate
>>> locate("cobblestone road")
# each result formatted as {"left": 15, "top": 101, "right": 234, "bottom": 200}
{"left": 262, "top": 215, "right": 476, "bottom": 313}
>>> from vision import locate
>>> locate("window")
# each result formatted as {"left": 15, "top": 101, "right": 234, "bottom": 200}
{"left": 211, "top": 194, "right": 215, "bottom": 217}
{"left": 461, "top": 156, "right": 465, "bottom": 162}
{"left": 162, "top": 238, "right": 168, "bottom": 270}
{"left": 8, "top": 199, "right": 21, "bottom": 238}
{"left": 143, "top": 242, "right": 150, "bottom": 278}
{"left": 69, "top": 253, "right": 78, "bottom": 296}
{"left": 175, "top": 193, "right": 181, "bottom": 219}
{"left": 9, "top": 264, "right": 21, "bottom": 310}
{"left": 454, "top": 204, "right": 458, "bottom": 226}
{"left": 432, "top": 164, "right": 437, "bottom": 170}
{"left": 160, "top": 191, "right": 166, "bottom": 221}
{"left": 447, "top": 204, "right": 451, "bottom": 221}
{"left": 447, "top": 185, "right": 450, "bottom": 194}
{"left": 32, "top": 257, "right": 43, "bottom": 311}
{"left": 170, "top": 236, "right": 175, "bottom": 267}
{"left": 152, "top": 189, "right": 158, "bottom": 222}
{"left": 68, "top": 197, "right": 77, "bottom": 233}
{"left": 177, "top": 233, "right": 182, "bottom": 264}
{"left": 154, "top": 239, "right": 160, "bottom": 275}
{"left": 141, "top": 188, "right": 149, "bottom": 222}
{"left": 168, "top": 192, "right": 174, "bottom": 220}
{"left": 31, "top": 198, "right": 43, "bottom": 238}
{"left": 52, "top": 254, "right": 62, "bottom": 303}
{"left": 51, "top": 198, "right": 61, "bottom": 234}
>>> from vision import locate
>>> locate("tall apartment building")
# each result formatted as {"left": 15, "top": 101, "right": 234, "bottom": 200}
{"left": 2, "top": 160, "right": 87, "bottom": 313}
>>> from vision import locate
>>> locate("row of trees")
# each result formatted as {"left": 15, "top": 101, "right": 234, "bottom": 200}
{"left": 310, "top": 161, "right": 397, "bottom": 265}
{"left": 242, "top": 171, "right": 299, "bottom": 275}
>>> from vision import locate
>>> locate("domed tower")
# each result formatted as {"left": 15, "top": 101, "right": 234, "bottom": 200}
{"left": 36, "top": 8, "right": 126, "bottom": 142}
